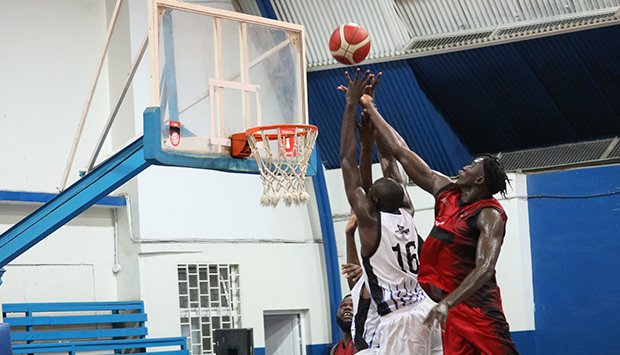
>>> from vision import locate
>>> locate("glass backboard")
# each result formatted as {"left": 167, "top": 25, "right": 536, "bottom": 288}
{"left": 144, "top": 0, "right": 315, "bottom": 174}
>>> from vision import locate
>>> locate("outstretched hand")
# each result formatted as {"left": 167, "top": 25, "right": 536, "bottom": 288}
{"left": 341, "top": 263, "right": 363, "bottom": 284}
{"left": 364, "top": 71, "right": 382, "bottom": 98}
{"left": 337, "top": 68, "right": 374, "bottom": 105}
{"left": 424, "top": 300, "right": 450, "bottom": 328}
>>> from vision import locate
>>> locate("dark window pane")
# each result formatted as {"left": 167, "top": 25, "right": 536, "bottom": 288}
{"left": 189, "top": 274, "right": 198, "bottom": 287}
{"left": 220, "top": 269, "right": 229, "bottom": 281}
{"left": 190, "top": 289, "right": 199, "bottom": 302}
{"left": 178, "top": 267, "right": 187, "bottom": 280}
{"left": 178, "top": 282, "right": 188, "bottom": 295}
{"left": 221, "top": 296, "right": 229, "bottom": 307}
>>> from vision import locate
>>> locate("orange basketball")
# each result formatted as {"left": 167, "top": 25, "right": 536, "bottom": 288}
{"left": 329, "top": 23, "right": 371, "bottom": 65}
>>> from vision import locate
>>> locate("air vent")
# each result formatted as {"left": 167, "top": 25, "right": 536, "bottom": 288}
{"left": 609, "top": 140, "right": 620, "bottom": 158}
{"left": 495, "top": 13, "right": 617, "bottom": 37}
{"left": 499, "top": 138, "right": 618, "bottom": 171}
{"left": 407, "top": 31, "right": 494, "bottom": 51}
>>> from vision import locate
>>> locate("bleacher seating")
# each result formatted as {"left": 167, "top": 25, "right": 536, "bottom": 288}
{"left": 2, "top": 301, "right": 188, "bottom": 354}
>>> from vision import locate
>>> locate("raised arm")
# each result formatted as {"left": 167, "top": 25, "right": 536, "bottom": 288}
{"left": 424, "top": 208, "right": 506, "bottom": 326}
{"left": 360, "top": 93, "right": 452, "bottom": 196}
{"left": 338, "top": 69, "right": 379, "bottom": 257}
{"left": 342, "top": 213, "right": 363, "bottom": 290}
{"left": 339, "top": 69, "right": 372, "bottom": 212}
{"left": 359, "top": 111, "right": 374, "bottom": 193}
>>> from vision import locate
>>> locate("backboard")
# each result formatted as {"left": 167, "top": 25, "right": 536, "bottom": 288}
{"left": 144, "top": 0, "right": 316, "bottom": 175}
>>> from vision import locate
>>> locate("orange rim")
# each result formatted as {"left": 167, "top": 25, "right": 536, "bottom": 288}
{"left": 245, "top": 124, "right": 318, "bottom": 141}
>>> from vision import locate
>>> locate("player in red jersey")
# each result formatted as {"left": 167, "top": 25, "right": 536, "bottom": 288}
{"left": 358, "top": 73, "right": 518, "bottom": 355}
{"left": 331, "top": 295, "right": 356, "bottom": 355}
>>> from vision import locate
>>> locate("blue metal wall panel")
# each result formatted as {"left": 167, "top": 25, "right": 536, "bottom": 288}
{"left": 255, "top": 0, "right": 277, "bottom": 20}
{"left": 411, "top": 25, "right": 620, "bottom": 154}
{"left": 527, "top": 164, "right": 620, "bottom": 354}
{"left": 308, "top": 60, "right": 472, "bottom": 175}
{"left": 511, "top": 330, "right": 536, "bottom": 355}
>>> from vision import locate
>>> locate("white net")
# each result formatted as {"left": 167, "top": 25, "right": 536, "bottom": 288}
{"left": 246, "top": 125, "right": 318, "bottom": 207}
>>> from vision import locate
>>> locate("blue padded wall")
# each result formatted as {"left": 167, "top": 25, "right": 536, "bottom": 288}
{"left": 527, "top": 164, "right": 620, "bottom": 354}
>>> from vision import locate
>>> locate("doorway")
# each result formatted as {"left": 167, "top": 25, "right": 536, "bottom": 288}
{"left": 263, "top": 312, "right": 304, "bottom": 355}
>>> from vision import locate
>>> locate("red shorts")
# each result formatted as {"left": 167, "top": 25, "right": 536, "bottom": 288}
{"left": 442, "top": 302, "right": 518, "bottom": 355}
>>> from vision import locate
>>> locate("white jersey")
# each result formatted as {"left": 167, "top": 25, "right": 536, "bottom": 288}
{"left": 362, "top": 208, "right": 426, "bottom": 316}
{"left": 350, "top": 276, "right": 380, "bottom": 349}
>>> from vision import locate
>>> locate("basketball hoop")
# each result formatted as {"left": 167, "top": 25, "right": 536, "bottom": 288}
{"left": 231, "top": 124, "right": 318, "bottom": 207}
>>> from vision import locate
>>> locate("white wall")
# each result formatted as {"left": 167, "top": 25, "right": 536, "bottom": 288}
{"left": 0, "top": 0, "right": 123, "bottom": 307}
{"left": 0, "top": 0, "right": 112, "bottom": 191}
{"left": 324, "top": 166, "right": 536, "bottom": 332}
{"left": 136, "top": 242, "right": 331, "bottom": 348}
{"left": 0, "top": 204, "right": 118, "bottom": 302}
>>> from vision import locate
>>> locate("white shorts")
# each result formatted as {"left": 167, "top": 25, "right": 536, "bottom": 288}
{"left": 356, "top": 349, "right": 379, "bottom": 355}
{"left": 377, "top": 297, "right": 443, "bottom": 355}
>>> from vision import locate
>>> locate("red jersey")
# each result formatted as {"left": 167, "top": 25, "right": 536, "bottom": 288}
{"left": 330, "top": 338, "right": 355, "bottom": 355}
{"left": 419, "top": 185, "right": 507, "bottom": 309}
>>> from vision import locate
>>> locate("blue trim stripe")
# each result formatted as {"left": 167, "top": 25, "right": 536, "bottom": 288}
{"left": 511, "top": 330, "right": 535, "bottom": 355}
{"left": 255, "top": 344, "right": 331, "bottom": 355}
{"left": 311, "top": 151, "right": 341, "bottom": 344}
{"left": 0, "top": 191, "right": 126, "bottom": 207}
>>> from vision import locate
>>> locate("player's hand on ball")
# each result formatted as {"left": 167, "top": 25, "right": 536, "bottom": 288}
{"left": 424, "top": 300, "right": 450, "bottom": 327}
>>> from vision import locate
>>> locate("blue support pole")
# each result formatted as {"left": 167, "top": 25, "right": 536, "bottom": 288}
{"left": 311, "top": 150, "right": 342, "bottom": 345}
{"left": 0, "top": 137, "right": 150, "bottom": 268}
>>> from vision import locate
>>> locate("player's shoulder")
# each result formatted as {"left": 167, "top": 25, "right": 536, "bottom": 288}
{"left": 434, "top": 182, "right": 458, "bottom": 198}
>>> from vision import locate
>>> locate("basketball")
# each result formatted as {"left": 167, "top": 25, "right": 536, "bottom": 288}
{"left": 329, "top": 23, "right": 371, "bottom": 65}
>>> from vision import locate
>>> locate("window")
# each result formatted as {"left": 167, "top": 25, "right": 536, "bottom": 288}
{"left": 177, "top": 264, "right": 241, "bottom": 354}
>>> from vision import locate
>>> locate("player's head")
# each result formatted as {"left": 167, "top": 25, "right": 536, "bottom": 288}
{"left": 335, "top": 295, "right": 353, "bottom": 332}
{"left": 367, "top": 177, "right": 404, "bottom": 212}
{"left": 456, "top": 154, "right": 509, "bottom": 197}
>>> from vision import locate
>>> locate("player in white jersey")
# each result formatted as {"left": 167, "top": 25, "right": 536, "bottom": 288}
{"left": 338, "top": 69, "right": 442, "bottom": 354}
{"left": 343, "top": 214, "right": 380, "bottom": 353}
{"left": 340, "top": 109, "right": 410, "bottom": 353}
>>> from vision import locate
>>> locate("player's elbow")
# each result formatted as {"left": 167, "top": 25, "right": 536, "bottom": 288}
{"left": 478, "top": 264, "right": 496, "bottom": 282}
